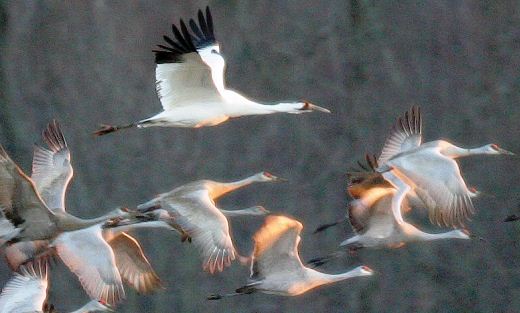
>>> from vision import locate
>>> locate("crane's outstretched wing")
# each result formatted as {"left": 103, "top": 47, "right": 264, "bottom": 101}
{"left": 55, "top": 226, "right": 125, "bottom": 305}
{"left": 0, "top": 145, "right": 56, "bottom": 241}
{"left": 385, "top": 155, "right": 474, "bottom": 227}
{"left": 251, "top": 215, "right": 304, "bottom": 280}
{"left": 153, "top": 6, "right": 224, "bottom": 111}
{"left": 161, "top": 190, "right": 236, "bottom": 274}
{"left": 378, "top": 106, "right": 422, "bottom": 165}
{"left": 31, "top": 120, "right": 73, "bottom": 212}
{"left": 108, "top": 233, "right": 162, "bottom": 294}
{"left": 0, "top": 262, "right": 48, "bottom": 313}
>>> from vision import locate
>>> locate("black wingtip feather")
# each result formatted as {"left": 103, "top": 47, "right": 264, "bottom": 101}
{"left": 154, "top": 7, "right": 217, "bottom": 64}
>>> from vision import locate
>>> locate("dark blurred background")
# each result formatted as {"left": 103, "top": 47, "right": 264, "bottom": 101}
{"left": 1, "top": 1, "right": 519, "bottom": 312}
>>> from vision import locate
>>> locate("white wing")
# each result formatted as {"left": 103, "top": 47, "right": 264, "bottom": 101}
{"left": 54, "top": 226, "right": 125, "bottom": 305}
{"left": 251, "top": 215, "right": 304, "bottom": 280}
{"left": 0, "top": 263, "right": 48, "bottom": 313}
{"left": 153, "top": 7, "right": 224, "bottom": 111}
{"left": 378, "top": 106, "right": 422, "bottom": 165}
{"left": 31, "top": 120, "right": 73, "bottom": 212}
{"left": 162, "top": 189, "right": 235, "bottom": 274}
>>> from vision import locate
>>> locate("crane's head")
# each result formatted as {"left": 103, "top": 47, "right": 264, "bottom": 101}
{"left": 256, "top": 171, "right": 287, "bottom": 182}
{"left": 245, "top": 206, "right": 271, "bottom": 216}
{"left": 485, "top": 144, "right": 515, "bottom": 155}
{"left": 354, "top": 265, "right": 375, "bottom": 277}
{"left": 450, "top": 229, "right": 472, "bottom": 240}
{"left": 299, "top": 101, "right": 331, "bottom": 113}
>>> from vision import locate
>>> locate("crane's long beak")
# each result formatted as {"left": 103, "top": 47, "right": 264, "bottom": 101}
{"left": 303, "top": 102, "right": 331, "bottom": 113}
{"left": 497, "top": 147, "right": 515, "bottom": 155}
{"left": 271, "top": 175, "right": 288, "bottom": 182}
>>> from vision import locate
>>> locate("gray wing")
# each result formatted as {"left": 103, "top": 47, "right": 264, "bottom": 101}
{"left": 161, "top": 190, "right": 236, "bottom": 274}
{"left": 378, "top": 106, "right": 422, "bottom": 165}
{"left": 108, "top": 233, "right": 162, "bottom": 294}
{"left": 0, "top": 145, "right": 56, "bottom": 241}
{"left": 54, "top": 226, "right": 125, "bottom": 305}
{"left": 386, "top": 153, "right": 474, "bottom": 227}
{"left": 31, "top": 120, "right": 73, "bottom": 212}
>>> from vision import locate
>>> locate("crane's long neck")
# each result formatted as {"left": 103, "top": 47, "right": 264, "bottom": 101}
{"left": 104, "top": 220, "right": 172, "bottom": 238}
{"left": 220, "top": 206, "right": 261, "bottom": 217}
{"left": 308, "top": 267, "right": 366, "bottom": 284}
{"left": 442, "top": 145, "right": 490, "bottom": 158}
{"left": 57, "top": 210, "right": 128, "bottom": 232}
{"left": 222, "top": 90, "right": 306, "bottom": 116}
{"left": 417, "top": 230, "right": 466, "bottom": 240}
{"left": 209, "top": 175, "right": 260, "bottom": 199}
{"left": 403, "top": 224, "right": 465, "bottom": 241}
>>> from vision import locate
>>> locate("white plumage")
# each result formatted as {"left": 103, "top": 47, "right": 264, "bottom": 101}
{"left": 376, "top": 106, "right": 514, "bottom": 227}
{"left": 208, "top": 215, "right": 373, "bottom": 299}
{"left": 136, "top": 172, "right": 279, "bottom": 273}
{"left": 95, "top": 7, "right": 329, "bottom": 135}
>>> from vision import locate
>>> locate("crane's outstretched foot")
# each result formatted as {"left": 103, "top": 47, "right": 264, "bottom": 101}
{"left": 94, "top": 123, "right": 135, "bottom": 136}
{"left": 181, "top": 232, "right": 192, "bottom": 243}
{"left": 504, "top": 214, "right": 520, "bottom": 222}
{"left": 313, "top": 219, "right": 345, "bottom": 234}
{"left": 207, "top": 294, "right": 223, "bottom": 300}
{"left": 307, "top": 256, "right": 329, "bottom": 268}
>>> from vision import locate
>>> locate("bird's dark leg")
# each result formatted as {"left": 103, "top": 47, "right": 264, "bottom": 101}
{"left": 313, "top": 218, "right": 347, "bottom": 234}
{"left": 207, "top": 288, "right": 254, "bottom": 300}
{"left": 94, "top": 122, "right": 136, "bottom": 136}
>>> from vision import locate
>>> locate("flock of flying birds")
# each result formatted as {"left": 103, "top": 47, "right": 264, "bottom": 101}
{"left": 0, "top": 5, "right": 516, "bottom": 313}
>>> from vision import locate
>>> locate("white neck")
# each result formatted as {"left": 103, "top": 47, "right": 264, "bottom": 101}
{"left": 220, "top": 207, "right": 262, "bottom": 217}
{"left": 442, "top": 145, "right": 494, "bottom": 158}
{"left": 104, "top": 220, "right": 171, "bottom": 237}
{"left": 308, "top": 267, "right": 367, "bottom": 284}
{"left": 209, "top": 175, "right": 262, "bottom": 199}
{"left": 222, "top": 91, "right": 305, "bottom": 116}
{"left": 411, "top": 228, "right": 466, "bottom": 241}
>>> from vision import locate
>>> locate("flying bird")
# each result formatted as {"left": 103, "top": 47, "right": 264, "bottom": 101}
{"left": 0, "top": 262, "right": 114, "bottom": 313}
{"left": 137, "top": 172, "right": 280, "bottom": 273}
{"left": 2, "top": 121, "right": 162, "bottom": 297}
{"left": 94, "top": 6, "right": 329, "bottom": 136}
{"left": 0, "top": 139, "right": 144, "bottom": 305}
{"left": 376, "top": 106, "right": 514, "bottom": 227}
{"left": 308, "top": 155, "right": 470, "bottom": 267}
{"left": 340, "top": 154, "right": 470, "bottom": 249}
{"left": 208, "top": 215, "right": 373, "bottom": 299}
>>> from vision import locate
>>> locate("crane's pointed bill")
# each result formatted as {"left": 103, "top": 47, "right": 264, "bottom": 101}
{"left": 497, "top": 147, "right": 515, "bottom": 155}
{"left": 301, "top": 102, "right": 331, "bottom": 113}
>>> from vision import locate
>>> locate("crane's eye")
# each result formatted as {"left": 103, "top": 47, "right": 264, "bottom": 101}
{"left": 211, "top": 49, "right": 218, "bottom": 54}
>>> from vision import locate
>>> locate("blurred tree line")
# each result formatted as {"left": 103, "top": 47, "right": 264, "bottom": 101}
{"left": 0, "top": 1, "right": 519, "bottom": 312}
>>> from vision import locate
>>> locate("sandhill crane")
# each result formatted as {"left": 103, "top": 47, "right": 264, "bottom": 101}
{"left": 137, "top": 172, "right": 280, "bottom": 273}
{"left": 308, "top": 155, "right": 470, "bottom": 267}
{"left": 0, "top": 142, "right": 141, "bottom": 305}
{"left": 207, "top": 215, "right": 373, "bottom": 299}
{"left": 3, "top": 121, "right": 162, "bottom": 296}
{"left": 0, "top": 262, "right": 114, "bottom": 313}
{"left": 376, "top": 106, "right": 513, "bottom": 227}
{"left": 340, "top": 154, "right": 470, "bottom": 249}
{"left": 94, "top": 6, "right": 329, "bottom": 136}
